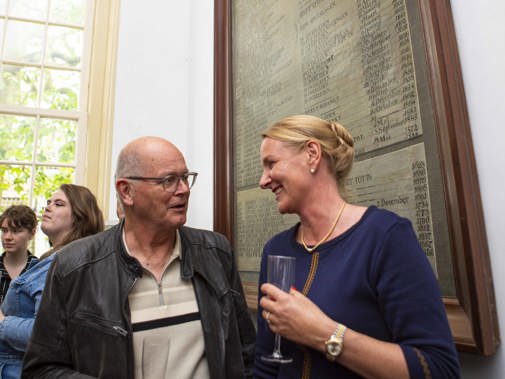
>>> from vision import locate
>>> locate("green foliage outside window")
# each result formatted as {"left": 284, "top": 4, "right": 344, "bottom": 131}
{"left": 0, "top": 59, "right": 78, "bottom": 214}
{"left": 1, "top": 0, "right": 87, "bottom": 255}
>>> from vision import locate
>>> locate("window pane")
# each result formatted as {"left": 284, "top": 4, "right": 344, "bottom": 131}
{"left": 33, "top": 166, "right": 74, "bottom": 209}
{"left": 0, "top": 0, "right": 93, "bottom": 229}
{"left": 0, "top": 64, "right": 41, "bottom": 107}
{"left": 8, "top": 0, "right": 48, "bottom": 21}
{"left": 36, "top": 118, "right": 76, "bottom": 164}
{"left": 50, "top": 0, "right": 86, "bottom": 26}
{"left": 41, "top": 68, "right": 79, "bottom": 110}
{"left": 0, "top": 164, "right": 32, "bottom": 209}
{"left": 0, "top": 114, "right": 36, "bottom": 161}
{"left": 46, "top": 25, "right": 83, "bottom": 68}
{"left": 4, "top": 19, "right": 45, "bottom": 64}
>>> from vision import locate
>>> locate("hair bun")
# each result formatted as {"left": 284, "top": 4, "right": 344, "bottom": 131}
{"left": 329, "top": 121, "right": 354, "bottom": 148}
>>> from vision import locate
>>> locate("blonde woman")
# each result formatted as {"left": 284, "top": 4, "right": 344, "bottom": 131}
{"left": 254, "top": 115, "right": 459, "bottom": 379}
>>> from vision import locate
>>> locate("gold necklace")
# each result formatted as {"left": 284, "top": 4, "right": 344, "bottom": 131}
{"left": 300, "top": 202, "right": 346, "bottom": 253}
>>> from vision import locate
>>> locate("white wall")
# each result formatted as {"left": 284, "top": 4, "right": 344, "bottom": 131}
{"left": 112, "top": 1, "right": 505, "bottom": 377}
{"left": 451, "top": 0, "right": 505, "bottom": 377}
{"left": 110, "top": 0, "right": 214, "bottom": 229}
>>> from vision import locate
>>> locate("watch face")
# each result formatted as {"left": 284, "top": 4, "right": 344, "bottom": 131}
{"left": 326, "top": 325, "right": 346, "bottom": 361}
{"left": 326, "top": 340, "right": 342, "bottom": 356}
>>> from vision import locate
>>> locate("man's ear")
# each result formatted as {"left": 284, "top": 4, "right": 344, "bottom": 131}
{"left": 116, "top": 179, "right": 134, "bottom": 206}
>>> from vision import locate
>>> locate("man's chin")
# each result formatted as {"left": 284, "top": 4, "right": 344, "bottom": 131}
{"left": 170, "top": 215, "right": 187, "bottom": 228}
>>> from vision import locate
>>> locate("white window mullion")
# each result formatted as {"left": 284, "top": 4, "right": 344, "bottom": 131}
{"left": 74, "top": 0, "right": 94, "bottom": 184}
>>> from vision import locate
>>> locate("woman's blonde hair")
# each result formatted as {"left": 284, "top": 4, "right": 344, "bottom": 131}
{"left": 262, "top": 114, "right": 355, "bottom": 191}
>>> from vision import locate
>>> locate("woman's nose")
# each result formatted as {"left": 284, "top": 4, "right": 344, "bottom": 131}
{"left": 259, "top": 170, "right": 271, "bottom": 189}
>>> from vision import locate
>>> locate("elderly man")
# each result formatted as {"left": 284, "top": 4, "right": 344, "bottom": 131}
{"left": 23, "top": 136, "right": 255, "bottom": 379}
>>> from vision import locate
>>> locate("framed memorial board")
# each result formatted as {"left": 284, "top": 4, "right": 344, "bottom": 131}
{"left": 214, "top": 0, "right": 499, "bottom": 355}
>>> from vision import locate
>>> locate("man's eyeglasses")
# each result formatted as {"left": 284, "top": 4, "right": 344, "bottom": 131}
{"left": 125, "top": 172, "right": 198, "bottom": 193}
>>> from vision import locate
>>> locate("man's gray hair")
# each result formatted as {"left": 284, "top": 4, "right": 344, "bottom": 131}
{"left": 115, "top": 148, "right": 142, "bottom": 178}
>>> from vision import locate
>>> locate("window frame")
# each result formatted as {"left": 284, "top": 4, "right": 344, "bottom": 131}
{"left": 0, "top": 0, "right": 120, "bottom": 220}
{"left": 83, "top": 0, "right": 120, "bottom": 219}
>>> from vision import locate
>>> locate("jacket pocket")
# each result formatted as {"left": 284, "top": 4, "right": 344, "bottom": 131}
{"left": 67, "top": 312, "right": 129, "bottom": 374}
{"left": 70, "top": 311, "right": 127, "bottom": 337}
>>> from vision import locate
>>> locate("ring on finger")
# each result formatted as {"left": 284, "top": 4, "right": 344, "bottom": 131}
{"left": 265, "top": 311, "right": 271, "bottom": 323}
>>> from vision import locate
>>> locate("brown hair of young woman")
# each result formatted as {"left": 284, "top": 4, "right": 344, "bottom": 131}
{"left": 0, "top": 205, "right": 38, "bottom": 232}
{"left": 41, "top": 184, "right": 104, "bottom": 259}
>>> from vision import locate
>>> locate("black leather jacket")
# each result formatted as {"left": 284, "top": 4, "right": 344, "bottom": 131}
{"left": 22, "top": 223, "right": 256, "bottom": 379}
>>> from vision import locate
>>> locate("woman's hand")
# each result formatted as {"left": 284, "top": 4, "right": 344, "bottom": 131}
{"left": 260, "top": 283, "right": 410, "bottom": 379}
{"left": 0, "top": 309, "right": 5, "bottom": 322}
{"left": 260, "top": 283, "right": 337, "bottom": 352}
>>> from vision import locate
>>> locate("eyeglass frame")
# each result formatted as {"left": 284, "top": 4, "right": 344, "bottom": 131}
{"left": 123, "top": 172, "right": 198, "bottom": 193}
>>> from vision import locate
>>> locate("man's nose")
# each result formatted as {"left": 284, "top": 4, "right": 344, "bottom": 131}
{"left": 173, "top": 177, "right": 190, "bottom": 194}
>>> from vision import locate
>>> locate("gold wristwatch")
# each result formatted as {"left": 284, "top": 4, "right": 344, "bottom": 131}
{"left": 325, "top": 323, "right": 347, "bottom": 362}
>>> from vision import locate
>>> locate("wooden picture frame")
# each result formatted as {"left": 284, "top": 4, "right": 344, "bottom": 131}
{"left": 213, "top": 0, "right": 499, "bottom": 355}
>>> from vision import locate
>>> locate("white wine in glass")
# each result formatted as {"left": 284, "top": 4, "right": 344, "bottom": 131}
{"left": 261, "top": 255, "right": 296, "bottom": 364}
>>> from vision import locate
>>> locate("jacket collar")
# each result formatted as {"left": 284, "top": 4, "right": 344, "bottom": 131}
{"left": 179, "top": 227, "right": 230, "bottom": 298}
{"left": 115, "top": 220, "right": 143, "bottom": 277}
{"left": 115, "top": 223, "right": 229, "bottom": 297}
{"left": 179, "top": 226, "right": 195, "bottom": 280}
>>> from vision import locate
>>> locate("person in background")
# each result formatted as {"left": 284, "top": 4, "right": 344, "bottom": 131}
{"left": 23, "top": 136, "right": 255, "bottom": 379}
{"left": 0, "top": 205, "right": 39, "bottom": 305}
{"left": 0, "top": 184, "right": 104, "bottom": 379}
{"left": 254, "top": 115, "right": 460, "bottom": 379}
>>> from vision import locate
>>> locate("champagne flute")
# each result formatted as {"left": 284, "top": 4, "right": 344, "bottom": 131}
{"left": 261, "top": 255, "right": 296, "bottom": 364}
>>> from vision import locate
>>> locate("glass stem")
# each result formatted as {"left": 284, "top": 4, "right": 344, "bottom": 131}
{"left": 273, "top": 333, "right": 282, "bottom": 357}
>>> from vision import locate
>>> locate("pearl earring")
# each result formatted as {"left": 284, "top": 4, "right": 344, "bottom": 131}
{"left": 310, "top": 168, "right": 315, "bottom": 174}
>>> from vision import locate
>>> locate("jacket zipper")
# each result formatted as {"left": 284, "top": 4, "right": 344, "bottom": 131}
{"left": 113, "top": 325, "right": 128, "bottom": 336}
